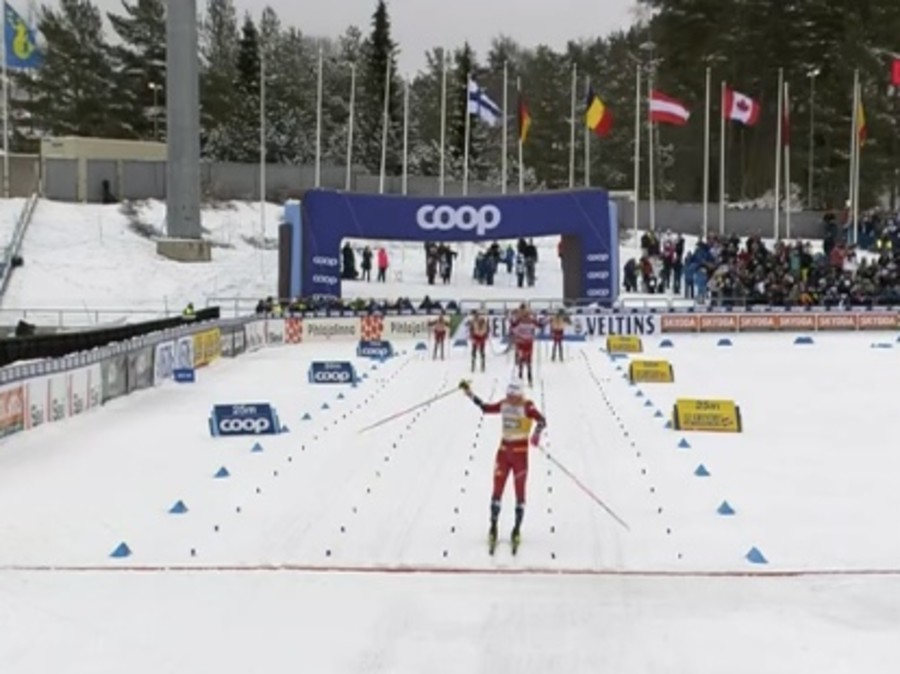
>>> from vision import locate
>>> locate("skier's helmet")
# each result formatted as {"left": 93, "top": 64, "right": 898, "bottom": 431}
{"left": 507, "top": 378, "right": 525, "bottom": 398}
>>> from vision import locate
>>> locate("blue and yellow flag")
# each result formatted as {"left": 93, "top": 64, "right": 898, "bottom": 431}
{"left": 4, "top": 1, "right": 41, "bottom": 70}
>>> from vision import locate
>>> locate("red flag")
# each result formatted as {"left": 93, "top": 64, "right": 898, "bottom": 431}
{"left": 723, "top": 87, "right": 761, "bottom": 126}
{"left": 649, "top": 90, "right": 690, "bottom": 125}
{"left": 782, "top": 84, "right": 790, "bottom": 147}
{"left": 892, "top": 58, "right": 900, "bottom": 87}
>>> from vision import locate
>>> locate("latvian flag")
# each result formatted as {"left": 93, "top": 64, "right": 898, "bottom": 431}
{"left": 649, "top": 90, "right": 690, "bottom": 126}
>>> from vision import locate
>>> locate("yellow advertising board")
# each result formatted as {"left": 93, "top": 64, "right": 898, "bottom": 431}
{"left": 629, "top": 359, "right": 675, "bottom": 384}
{"left": 193, "top": 328, "right": 222, "bottom": 367}
{"left": 673, "top": 399, "right": 742, "bottom": 433}
{"left": 606, "top": 335, "right": 643, "bottom": 354}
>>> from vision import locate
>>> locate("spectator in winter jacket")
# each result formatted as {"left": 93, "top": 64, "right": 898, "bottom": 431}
{"left": 360, "top": 246, "right": 373, "bottom": 282}
{"left": 696, "top": 265, "right": 709, "bottom": 302}
{"left": 377, "top": 247, "right": 389, "bottom": 282}
{"left": 683, "top": 252, "right": 697, "bottom": 299}
{"left": 623, "top": 259, "right": 638, "bottom": 292}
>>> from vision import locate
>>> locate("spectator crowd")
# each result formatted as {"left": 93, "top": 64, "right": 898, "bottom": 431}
{"left": 624, "top": 215, "right": 899, "bottom": 307}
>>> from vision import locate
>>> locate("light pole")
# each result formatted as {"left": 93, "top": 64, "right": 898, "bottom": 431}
{"left": 149, "top": 82, "right": 163, "bottom": 141}
{"left": 807, "top": 68, "right": 820, "bottom": 209}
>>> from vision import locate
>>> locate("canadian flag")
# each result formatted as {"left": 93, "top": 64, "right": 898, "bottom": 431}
{"left": 649, "top": 90, "right": 690, "bottom": 126}
{"left": 723, "top": 88, "right": 761, "bottom": 126}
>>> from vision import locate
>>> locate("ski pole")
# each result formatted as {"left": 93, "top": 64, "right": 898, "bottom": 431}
{"left": 357, "top": 384, "right": 465, "bottom": 434}
{"left": 537, "top": 445, "right": 631, "bottom": 532}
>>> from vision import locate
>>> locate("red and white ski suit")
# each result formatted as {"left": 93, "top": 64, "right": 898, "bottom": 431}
{"left": 477, "top": 396, "right": 546, "bottom": 504}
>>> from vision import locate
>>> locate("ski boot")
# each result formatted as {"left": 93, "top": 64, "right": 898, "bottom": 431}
{"left": 488, "top": 521, "right": 498, "bottom": 555}
{"left": 511, "top": 526, "right": 521, "bottom": 555}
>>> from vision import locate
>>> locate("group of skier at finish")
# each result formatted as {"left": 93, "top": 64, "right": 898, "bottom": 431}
{"left": 425, "top": 304, "right": 571, "bottom": 553}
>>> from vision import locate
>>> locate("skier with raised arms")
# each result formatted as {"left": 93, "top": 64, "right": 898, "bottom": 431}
{"left": 460, "top": 377, "right": 546, "bottom": 554}
{"left": 509, "top": 303, "right": 542, "bottom": 386}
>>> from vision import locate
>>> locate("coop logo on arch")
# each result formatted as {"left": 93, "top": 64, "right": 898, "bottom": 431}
{"left": 312, "top": 256, "right": 339, "bottom": 267}
{"left": 416, "top": 204, "right": 501, "bottom": 237}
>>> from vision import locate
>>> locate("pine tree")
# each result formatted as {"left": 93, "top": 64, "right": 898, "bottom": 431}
{"left": 212, "top": 13, "right": 261, "bottom": 163}
{"left": 107, "top": 0, "right": 166, "bottom": 140}
{"left": 200, "top": 0, "right": 240, "bottom": 159}
{"left": 359, "top": 0, "right": 401, "bottom": 177}
{"left": 18, "top": 0, "right": 124, "bottom": 138}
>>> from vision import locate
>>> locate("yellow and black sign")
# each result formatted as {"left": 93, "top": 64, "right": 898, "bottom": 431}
{"left": 629, "top": 359, "right": 675, "bottom": 384}
{"left": 193, "top": 328, "right": 222, "bottom": 367}
{"left": 672, "top": 398, "right": 742, "bottom": 433}
{"left": 606, "top": 335, "right": 643, "bottom": 354}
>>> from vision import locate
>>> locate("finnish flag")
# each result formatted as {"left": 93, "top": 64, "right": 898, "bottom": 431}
{"left": 468, "top": 79, "right": 501, "bottom": 127}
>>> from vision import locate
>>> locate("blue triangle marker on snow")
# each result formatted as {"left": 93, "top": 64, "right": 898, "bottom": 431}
{"left": 678, "top": 438, "right": 691, "bottom": 449}
{"left": 362, "top": 373, "right": 369, "bottom": 379}
{"left": 794, "top": 335, "right": 814, "bottom": 345}
{"left": 214, "top": 466, "right": 230, "bottom": 478}
{"left": 644, "top": 399, "right": 653, "bottom": 407}
{"left": 415, "top": 342, "right": 427, "bottom": 350}
{"left": 351, "top": 380, "right": 358, "bottom": 388}
{"left": 694, "top": 464, "right": 710, "bottom": 477}
{"left": 251, "top": 442, "right": 264, "bottom": 453}
{"left": 746, "top": 547, "right": 768, "bottom": 564}
{"left": 110, "top": 542, "right": 132, "bottom": 558}
{"left": 281, "top": 425, "right": 290, "bottom": 433}
{"left": 321, "top": 402, "right": 330, "bottom": 410}
{"left": 371, "top": 364, "right": 378, "bottom": 370}
{"left": 169, "top": 500, "right": 188, "bottom": 514}
{"left": 636, "top": 390, "right": 644, "bottom": 397}
{"left": 616, "top": 365, "right": 622, "bottom": 372}
{"left": 337, "top": 393, "right": 345, "bottom": 399}
{"left": 717, "top": 338, "right": 733, "bottom": 347}
{"left": 628, "top": 380, "right": 636, "bottom": 386}
{"left": 717, "top": 501, "right": 735, "bottom": 515}
{"left": 660, "top": 339, "right": 674, "bottom": 348}
{"left": 302, "top": 413, "right": 312, "bottom": 421}
{"left": 654, "top": 410, "right": 663, "bottom": 418}
{"left": 664, "top": 420, "right": 672, "bottom": 429}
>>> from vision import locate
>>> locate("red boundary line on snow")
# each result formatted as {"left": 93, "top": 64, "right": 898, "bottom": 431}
{"left": 3, "top": 564, "right": 900, "bottom": 578}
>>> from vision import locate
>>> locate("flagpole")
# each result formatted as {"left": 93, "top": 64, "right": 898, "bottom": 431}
{"left": 853, "top": 74, "right": 861, "bottom": 244}
{"left": 2, "top": 8, "right": 10, "bottom": 199}
{"left": 259, "top": 50, "right": 266, "bottom": 238}
{"left": 569, "top": 62, "right": 577, "bottom": 189}
{"left": 773, "top": 67, "right": 783, "bottom": 241}
{"left": 784, "top": 79, "right": 791, "bottom": 239}
{"left": 647, "top": 68, "right": 656, "bottom": 233}
{"left": 314, "top": 46, "right": 323, "bottom": 188}
{"left": 517, "top": 76, "right": 524, "bottom": 193}
{"left": 584, "top": 75, "right": 591, "bottom": 188}
{"left": 702, "top": 66, "right": 711, "bottom": 240}
{"left": 633, "top": 66, "right": 641, "bottom": 247}
{"left": 378, "top": 55, "right": 391, "bottom": 194}
{"left": 439, "top": 48, "right": 447, "bottom": 196}
{"left": 463, "top": 73, "right": 471, "bottom": 196}
{"left": 501, "top": 60, "right": 508, "bottom": 194}
{"left": 402, "top": 78, "right": 409, "bottom": 195}
{"left": 345, "top": 62, "right": 356, "bottom": 191}
{"left": 719, "top": 81, "right": 727, "bottom": 235}
{"left": 848, "top": 70, "right": 858, "bottom": 244}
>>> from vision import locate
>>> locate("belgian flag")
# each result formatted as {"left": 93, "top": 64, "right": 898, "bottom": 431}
{"left": 585, "top": 87, "right": 613, "bottom": 137}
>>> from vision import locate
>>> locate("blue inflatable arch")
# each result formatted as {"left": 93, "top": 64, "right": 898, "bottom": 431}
{"left": 295, "top": 188, "right": 619, "bottom": 304}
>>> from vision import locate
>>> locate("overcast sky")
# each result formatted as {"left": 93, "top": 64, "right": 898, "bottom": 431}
{"left": 82, "top": 0, "right": 635, "bottom": 76}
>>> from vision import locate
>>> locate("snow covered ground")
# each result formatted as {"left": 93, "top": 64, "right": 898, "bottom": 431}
{"left": 1, "top": 333, "right": 899, "bottom": 672}
{"left": 0, "top": 196, "right": 854, "bottom": 324}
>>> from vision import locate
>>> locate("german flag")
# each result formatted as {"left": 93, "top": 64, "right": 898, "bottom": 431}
{"left": 585, "top": 87, "right": 613, "bottom": 137}
{"left": 518, "top": 92, "right": 532, "bottom": 143}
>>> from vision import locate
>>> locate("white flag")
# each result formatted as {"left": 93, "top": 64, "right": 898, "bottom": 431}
{"left": 468, "top": 79, "right": 501, "bottom": 126}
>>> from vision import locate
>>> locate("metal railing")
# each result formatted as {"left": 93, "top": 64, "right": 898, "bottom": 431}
{"left": 206, "top": 294, "right": 700, "bottom": 317}
{"left": 0, "top": 192, "right": 39, "bottom": 301}
{"left": 0, "top": 307, "right": 173, "bottom": 330}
